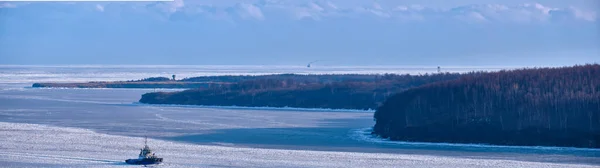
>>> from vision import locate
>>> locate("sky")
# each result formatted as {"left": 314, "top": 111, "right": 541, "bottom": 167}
{"left": 0, "top": 0, "right": 598, "bottom": 66}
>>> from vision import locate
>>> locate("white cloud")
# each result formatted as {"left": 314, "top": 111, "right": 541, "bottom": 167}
{"left": 410, "top": 4, "right": 425, "bottom": 11}
{"left": 570, "top": 7, "right": 597, "bottom": 21}
{"left": 326, "top": 1, "right": 338, "bottom": 10}
{"left": 95, "top": 4, "right": 104, "bottom": 12}
{"left": 291, "top": 1, "right": 337, "bottom": 20}
{"left": 0, "top": 3, "right": 17, "bottom": 8}
{"left": 168, "top": 0, "right": 185, "bottom": 13}
{"left": 294, "top": 8, "right": 317, "bottom": 20}
{"left": 221, "top": 2, "right": 599, "bottom": 22}
{"left": 445, "top": 3, "right": 596, "bottom": 23}
{"left": 469, "top": 12, "right": 486, "bottom": 21}
{"left": 2, "top": 1, "right": 596, "bottom": 23}
{"left": 486, "top": 4, "right": 508, "bottom": 11}
{"left": 530, "top": 3, "right": 555, "bottom": 15}
{"left": 394, "top": 6, "right": 408, "bottom": 11}
{"left": 511, "top": 3, "right": 561, "bottom": 21}
{"left": 308, "top": 2, "right": 324, "bottom": 12}
{"left": 238, "top": 3, "right": 264, "bottom": 20}
{"left": 373, "top": 3, "right": 383, "bottom": 10}
{"left": 369, "top": 9, "right": 390, "bottom": 18}
{"left": 139, "top": 0, "right": 185, "bottom": 14}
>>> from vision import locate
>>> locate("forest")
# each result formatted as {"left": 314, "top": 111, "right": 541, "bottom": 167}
{"left": 180, "top": 74, "right": 381, "bottom": 83}
{"left": 372, "top": 64, "right": 600, "bottom": 148}
{"left": 139, "top": 73, "right": 463, "bottom": 110}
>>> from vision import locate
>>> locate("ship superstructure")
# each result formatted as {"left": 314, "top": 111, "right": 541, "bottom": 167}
{"left": 125, "top": 137, "right": 163, "bottom": 165}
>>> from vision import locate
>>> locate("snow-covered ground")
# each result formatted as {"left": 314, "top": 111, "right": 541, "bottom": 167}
{"left": 2, "top": 122, "right": 596, "bottom": 168}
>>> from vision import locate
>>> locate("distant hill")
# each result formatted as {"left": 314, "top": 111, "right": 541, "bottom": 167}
{"left": 139, "top": 73, "right": 463, "bottom": 110}
{"left": 372, "top": 64, "right": 600, "bottom": 148}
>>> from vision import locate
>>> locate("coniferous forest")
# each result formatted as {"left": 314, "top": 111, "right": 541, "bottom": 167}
{"left": 372, "top": 64, "right": 600, "bottom": 148}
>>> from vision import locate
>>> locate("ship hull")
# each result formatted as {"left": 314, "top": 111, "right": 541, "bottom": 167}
{"left": 125, "top": 158, "right": 163, "bottom": 165}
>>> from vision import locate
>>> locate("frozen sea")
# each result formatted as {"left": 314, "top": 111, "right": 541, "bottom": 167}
{"left": 0, "top": 65, "right": 598, "bottom": 168}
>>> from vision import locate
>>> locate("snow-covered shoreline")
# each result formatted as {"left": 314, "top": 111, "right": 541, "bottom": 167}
{"left": 350, "top": 127, "right": 600, "bottom": 155}
{"left": 133, "top": 102, "right": 375, "bottom": 113}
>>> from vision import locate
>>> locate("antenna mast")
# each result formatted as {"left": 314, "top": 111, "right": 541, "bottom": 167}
{"left": 307, "top": 60, "right": 321, "bottom": 68}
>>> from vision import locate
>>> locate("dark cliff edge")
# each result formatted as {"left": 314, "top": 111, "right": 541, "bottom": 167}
{"left": 372, "top": 64, "right": 600, "bottom": 148}
{"left": 139, "top": 73, "right": 464, "bottom": 110}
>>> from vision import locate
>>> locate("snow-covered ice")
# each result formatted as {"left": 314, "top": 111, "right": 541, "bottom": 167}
{"left": 1, "top": 122, "right": 596, "bottom": 168}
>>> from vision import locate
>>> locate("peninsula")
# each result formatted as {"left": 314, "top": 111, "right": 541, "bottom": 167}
{"left": 32, "top": 77, "right": 230, "bottom": 89}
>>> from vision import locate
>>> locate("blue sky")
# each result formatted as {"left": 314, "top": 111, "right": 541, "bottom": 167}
{"left": 0, "top": 0, "right": 598, "bottom": 66}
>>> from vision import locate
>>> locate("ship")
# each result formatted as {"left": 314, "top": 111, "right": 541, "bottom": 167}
{"left": 125, "top": 136, "right": 163, "bottom": 165}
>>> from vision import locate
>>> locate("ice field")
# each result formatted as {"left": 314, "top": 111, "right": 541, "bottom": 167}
{"left": 0, "top": 66, "right": 598, "bottom": 167}
{"left": 2, "top": 122, "right": 598, "bottom": 168}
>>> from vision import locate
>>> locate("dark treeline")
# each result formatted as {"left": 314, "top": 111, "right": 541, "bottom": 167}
{"left": 129, "top": 77, "right": 172, "bottom": 82}
{"left": 140, "top": 73, "right": 463, "bottom": 110}
{"left": 373, "top": 64, "right": 600, "bottom": 148}
{"left": 180, "top": 74, "right": 388, "bottom": 83}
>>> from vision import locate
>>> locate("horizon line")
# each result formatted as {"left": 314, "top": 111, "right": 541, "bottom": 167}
{"left": 0, "top": 64, "right": 571, "bottom": 69}
{"left": 1, "top": 63, "right": 597, "bottom": 66}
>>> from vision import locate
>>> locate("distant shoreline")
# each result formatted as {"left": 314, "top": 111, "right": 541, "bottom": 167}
{"left": 31, "top": 81, "right": 225, "bottom": 89}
